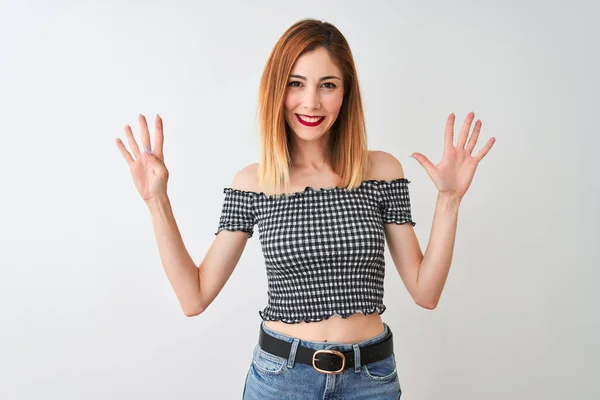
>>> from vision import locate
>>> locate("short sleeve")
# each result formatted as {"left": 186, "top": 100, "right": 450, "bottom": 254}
{"left": 378, "top": 178, "right": 416, "bottom": 226}
{"left": 214, "top": 188, "right": 257, "bottom": 238}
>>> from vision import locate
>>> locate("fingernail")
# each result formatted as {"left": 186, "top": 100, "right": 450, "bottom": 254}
{"left": 409, "top": 154, "right": 415, "bottom": 159}
{"left": 145, "top": 145, "right": 151, "bottom": 154}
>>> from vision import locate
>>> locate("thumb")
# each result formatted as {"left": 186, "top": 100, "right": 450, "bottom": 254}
{"left": 410, "top": 152, "right": 436, "bottom": 175}
{"left": 143, "top": 146, "right": 167, "bottom": 173}
{"left": 145, "top": 144, "right": 164, "bottom": 162}
{"left": 144, "top": 145, "right": 161, "bottom": 163}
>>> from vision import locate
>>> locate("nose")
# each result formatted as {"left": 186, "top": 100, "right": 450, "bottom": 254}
{"left": 302, "top": 87, "right": 320, "bottom": 111}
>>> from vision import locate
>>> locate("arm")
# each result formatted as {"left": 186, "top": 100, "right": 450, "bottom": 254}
{"left": 374, "top": 151, "right": 445, "bottom": 309}
{"left": 413, "top": 193, "right": 460, "bottom": 308}
{"left": 383, "top": 188, "right": 460, "bottom": 310}
{"left": 146, "top": 194, "right": 204, "bottom": 316}
{"left": 146, "top": 167, "right": 254, "bottom": 317}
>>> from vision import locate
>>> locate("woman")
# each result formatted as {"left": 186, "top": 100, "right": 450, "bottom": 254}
{"left": 115, "top": 19, "right": 495, "bottom": 400}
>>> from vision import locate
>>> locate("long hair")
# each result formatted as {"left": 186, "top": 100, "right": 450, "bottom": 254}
{"left": 257, "top": 19, "right": 369, "bottom": 196}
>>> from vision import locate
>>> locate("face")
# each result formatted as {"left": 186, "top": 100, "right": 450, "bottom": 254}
{"left": 284, "top": 47, "right": 344, "bottom": 142}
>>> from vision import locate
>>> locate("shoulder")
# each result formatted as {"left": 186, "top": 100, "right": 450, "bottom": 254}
{"left": 230, "top": 162, "right": 260, "bottom": 192}
{"left": 366, "top": 150, "right": 405, "bottom": 181}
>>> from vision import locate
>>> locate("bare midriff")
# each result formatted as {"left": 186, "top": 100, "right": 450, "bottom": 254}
{"left": 263, "top": 312, "right": 385, "bottom": 344}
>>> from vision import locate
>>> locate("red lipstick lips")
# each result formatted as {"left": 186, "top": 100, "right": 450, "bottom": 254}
{"left": 296, "top": 114, "right": 325, "bottom": 127}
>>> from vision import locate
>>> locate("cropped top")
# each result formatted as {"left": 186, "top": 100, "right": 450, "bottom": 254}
{"left": 214, "top": 178, "right": 416, "bottom": 324}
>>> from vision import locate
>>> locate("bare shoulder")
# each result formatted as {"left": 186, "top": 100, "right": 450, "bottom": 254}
{"left": 230, "top": 162, "right": 260, "bottom": 192}
{"left": 367, "top": 150, "right": 405, "bottom": 181}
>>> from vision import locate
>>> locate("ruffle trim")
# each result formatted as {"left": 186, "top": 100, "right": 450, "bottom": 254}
{"left": 258, "top": 305, "right": 386, "bottom": 324}
{"left": 214, "top": 226, "right": 254, "bottom": 238}
{"left": 385, "top": 220, "right": 417, "bottom": 227}
{"left": 223, "top": 178, "right": 411, "bottom": 200}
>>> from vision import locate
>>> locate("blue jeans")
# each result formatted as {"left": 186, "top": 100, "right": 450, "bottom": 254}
{"left": 242, "top": 321, "right": 402, "bottom": 399}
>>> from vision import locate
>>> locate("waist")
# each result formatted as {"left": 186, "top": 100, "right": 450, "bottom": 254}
{"left": 263, "top": 312, "right": 385, "bottom": 344}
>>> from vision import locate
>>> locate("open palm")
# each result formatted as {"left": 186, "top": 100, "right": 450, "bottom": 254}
{"left": 412, "top": 112, "right": 495, "bottom": 199}
{"left": 115, "top": 114, "right": 169, "bottom": 202}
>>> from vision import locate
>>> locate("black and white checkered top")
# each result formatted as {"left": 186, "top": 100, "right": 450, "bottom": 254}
{"left": 215, "top": 178, "right": 416, "bottom": 324}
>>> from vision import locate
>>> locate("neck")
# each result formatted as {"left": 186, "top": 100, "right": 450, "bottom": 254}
{"left": 289, "top": 132, "right": 332, "bottom": 171}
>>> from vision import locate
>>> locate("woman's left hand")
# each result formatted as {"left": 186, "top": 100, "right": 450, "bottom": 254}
{"left": 411, "top": 112, "right": 495, "bottom": 200}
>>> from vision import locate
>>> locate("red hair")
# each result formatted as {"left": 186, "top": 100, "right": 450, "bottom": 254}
{"left": 257, "top": 19, "right": 369, "bottom": 196}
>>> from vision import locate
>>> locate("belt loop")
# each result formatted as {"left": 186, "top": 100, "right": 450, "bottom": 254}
{"left": 287, "top": 338, "right": 300, "bottom": 368}
{"left": 352, "top": 344, "right": 361, "bottom": 373}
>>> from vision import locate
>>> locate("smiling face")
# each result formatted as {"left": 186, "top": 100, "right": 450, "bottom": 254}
{"left": 284, "top": 47, "right": 345, "bottom": 143}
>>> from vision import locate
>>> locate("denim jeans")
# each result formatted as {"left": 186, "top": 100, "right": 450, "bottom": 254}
{"left": 242, "top": 321, "right": 402, "bottom": 399}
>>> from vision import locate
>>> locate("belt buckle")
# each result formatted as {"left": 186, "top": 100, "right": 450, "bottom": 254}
{"left": 312, "top": 349, "right": 346, "bottom": 375}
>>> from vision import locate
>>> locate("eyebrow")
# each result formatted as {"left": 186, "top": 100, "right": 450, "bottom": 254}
{"left": 289, "top": 74, "right": 341, "bottom": 81}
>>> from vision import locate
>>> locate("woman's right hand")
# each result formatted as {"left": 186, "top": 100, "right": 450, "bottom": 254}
{"left": 115, "top": 114, "right": 169, "bottom": 202}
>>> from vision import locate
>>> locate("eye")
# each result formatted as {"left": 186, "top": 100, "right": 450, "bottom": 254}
{"left": 323, "top": 82, "right": 337, "bottom": 89}
{"left": 288, "top": 81, "right": 302, "bottom": 87}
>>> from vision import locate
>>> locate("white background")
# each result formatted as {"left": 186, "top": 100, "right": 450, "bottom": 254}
{"left": 1, "top": 0, "right": 598, "bottom": 399}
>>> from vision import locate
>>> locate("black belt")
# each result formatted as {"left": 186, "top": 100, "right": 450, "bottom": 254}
{"left": 258, "top": 325, "right": 394, "bottom": 375}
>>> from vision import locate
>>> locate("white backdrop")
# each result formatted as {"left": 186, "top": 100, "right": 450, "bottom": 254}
{"left": 1, "top": 0, "right": 598, "bottom": 399}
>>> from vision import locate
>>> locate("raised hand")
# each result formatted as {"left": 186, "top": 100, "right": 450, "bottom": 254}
{"left": 115, "top": 114, "right": 169, "bottom": 202}
{"left": 411, "top": 112, "right": 495, "bottom": 200}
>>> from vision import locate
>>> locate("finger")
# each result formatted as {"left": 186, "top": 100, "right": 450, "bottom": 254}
{"left": 411, "top": 152, "right": 436, "bottom": 176}
{"left": 124, "top": 124, "right": 141, "bottom": 159}
{"left": 465, "top": 119, "right": 482, "bottom": 154}
{"left": 154, "top": 114, "right": 164, "bottom": 160}
{"left": 115, "top": 138, "right": 134, "bottom": 165}
{"left": 457, "top": 112, "right": 475, "bottom": 149}
{"left": 139, "top": 114, "right": 151, "bottom": 152}
{"left": 444, "top": 113, "right": 455, "bottom": 150}
{"left": 474, "top": 137, "right": 496, "bottom": 162}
